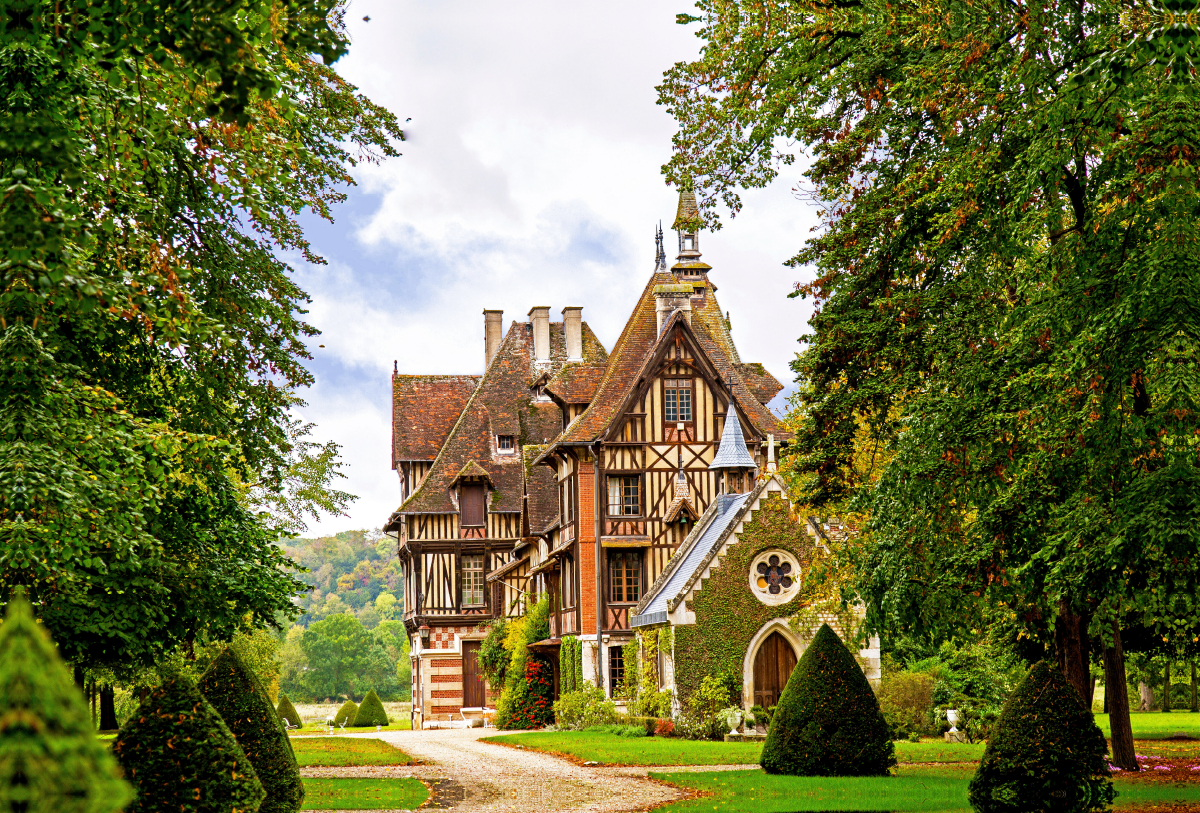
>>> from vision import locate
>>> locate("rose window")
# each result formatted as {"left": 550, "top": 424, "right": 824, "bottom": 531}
{"left": 756, "top": 556, "right": 793, "bottom": 594}
{"left": 748, "top": 550, "right": 801, "bottom": 606}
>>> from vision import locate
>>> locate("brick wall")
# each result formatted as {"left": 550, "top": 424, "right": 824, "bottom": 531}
{"left": 578, "top": 461, "right": 597, "bottom": 635}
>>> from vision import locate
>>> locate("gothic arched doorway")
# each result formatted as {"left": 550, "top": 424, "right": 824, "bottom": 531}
{"left": 752, "top": 631, "right": 798, "bottom": 708}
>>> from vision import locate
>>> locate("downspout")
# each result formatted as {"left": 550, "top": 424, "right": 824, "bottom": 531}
{"left": 593, "top": 440, "right": 604, "bottom": 689}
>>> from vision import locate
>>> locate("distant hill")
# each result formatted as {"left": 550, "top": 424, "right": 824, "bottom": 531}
{"left": 283, "top": 529, "right": 403, "bottom": 629}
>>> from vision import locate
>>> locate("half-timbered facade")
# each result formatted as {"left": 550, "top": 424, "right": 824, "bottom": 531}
{"left": 386, "top": 190, "right": 791, "bottom": 725}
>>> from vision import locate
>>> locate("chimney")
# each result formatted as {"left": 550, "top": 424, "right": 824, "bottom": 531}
{"left": 484, "top": 309, "right": 503, "bottom": 368}
{"left": 654, "top": 285, "right": 692, "bottom": 335}
{"left": 528, "top": 306, "right": 551, "bottom": 365}
{"left": 562, "top": 306, "right": 583, "bottom": 361}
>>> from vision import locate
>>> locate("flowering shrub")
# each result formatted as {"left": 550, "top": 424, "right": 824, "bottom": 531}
{"left": 501, "top": 659, "right": 554, "bottom": 730}
{"left": 554, "top": 684, "right": 619, "bottom": 730}
{"left": 654, "top": 718, "right": 675, "bottom": 737}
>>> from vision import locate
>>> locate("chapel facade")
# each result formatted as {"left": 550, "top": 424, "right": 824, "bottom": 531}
{"left": 385, "top": 191, "right": 833, "bottom": 728}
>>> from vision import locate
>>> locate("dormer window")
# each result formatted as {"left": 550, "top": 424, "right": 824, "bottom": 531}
{"left": 461, "top": 484, "right": 485, "bottom": 527}
{"left": 498, "top": 435, "right": 515, "bottom": 454}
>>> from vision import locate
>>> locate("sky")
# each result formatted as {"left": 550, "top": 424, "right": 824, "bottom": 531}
{"left": 294, "top": 0, "right": 821, "bottom": 537}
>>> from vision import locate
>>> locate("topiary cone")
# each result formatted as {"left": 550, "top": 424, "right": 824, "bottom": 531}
{"left": 113, "top": 674, "right": 265, "bottom": 813}
{"left": 200, "top": 648, "right": 304, "bottom": 813}
{"left": 759, "top": 623, "right": 895, "bottom": 776}
{"left": 968, "top": 661, "right": 1113, "bottom": 813}
{"left": 0, "top": 586, "right": 133, "bottom": 813}
{"left": 352, "top": 690, "right": 389, "bottom": 727}
{"left": 333, "top": 699, "right": 358, "bottom": 727}
{"left": 276, "top": 693, "right": 302, "bottom": 729}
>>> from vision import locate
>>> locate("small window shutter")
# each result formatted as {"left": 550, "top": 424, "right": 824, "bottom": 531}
{"left": 462, "top": 485, "right": 485, "bottom": 526}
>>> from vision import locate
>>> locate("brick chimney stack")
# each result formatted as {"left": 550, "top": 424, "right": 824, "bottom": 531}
{"left": 528, "top": 306, "right": 551, "bottom": 366}
{"left": 484, "top": 309, "right": 504, "bottom": 369}
{"left": 562, "top": 306, "right": 583, "bottom": 361}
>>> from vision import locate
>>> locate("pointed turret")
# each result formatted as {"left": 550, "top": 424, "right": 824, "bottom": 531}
{"left": 709, "top": 408, "right": 757, "bottom": 493}
{"left": 671, "top": 187, "right": 712, "bottom": 275}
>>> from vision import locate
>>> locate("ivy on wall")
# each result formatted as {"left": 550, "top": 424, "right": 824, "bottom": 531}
{"left": 673, "top": 493, "right": 828, "bottom": 708}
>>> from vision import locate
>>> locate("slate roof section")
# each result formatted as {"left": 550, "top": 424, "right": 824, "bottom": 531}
{"left": 391, "top": 375, "right": 479, "bottom": 464}
{"left": 391, "top": 320, "right": 606, "bottom": 519}
{"left": 735, "top": 362, "right": 784, "bottom": 405}
{"left": 552, "top": 272, "right": 790, "bottom": 448}
{"left": 709, "top": 409, "right": 757, "bottom": 470}
{"left": 630, "top": 490, "right": 754, "bottom": 628}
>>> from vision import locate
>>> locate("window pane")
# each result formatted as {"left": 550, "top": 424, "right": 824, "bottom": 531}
{"left": 665, "top": 388, "right": 677, "bottom": 422}
{"left": 609, "top": 646, "right": 625, "bottom": 697}
{"left": 678, "top": 388, "right": 692, "bottom": 422}
{"left": 622, "top": 477, "right": 639, "bottom": 515}
{"left": 607, "top": 477, "right": 622, "bottom": 515}
{"left": 462, "top": 554, "right": 484, "bottom": 606}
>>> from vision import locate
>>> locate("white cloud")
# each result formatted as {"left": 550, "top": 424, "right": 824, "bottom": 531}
{"left": 297, "top": 0, "right": 820, "bottom": 536}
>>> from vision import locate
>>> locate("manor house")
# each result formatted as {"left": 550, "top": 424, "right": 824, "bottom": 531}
{"left": 384, "top": 191, "right": 878, "bottom": 728}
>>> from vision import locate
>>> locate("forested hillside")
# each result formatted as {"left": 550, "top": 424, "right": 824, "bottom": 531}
{"left": 278, "top": 530, "right": 411, "bottom": 702}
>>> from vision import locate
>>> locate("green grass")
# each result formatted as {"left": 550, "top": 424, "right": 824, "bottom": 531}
{"left": 1097, "top": 711, "right": 1200, "bottom": 739}
{"left": 649, "top": 767, "right": 1200, "bottom": 812}
{"left": 292, "top": 737, "right": 413, "bottom": 767}
{"left": 483, "top": 732, "right": 985, "bottom": 767}
{"left": 300, "top": 778, "right": 427, "bottom": 810}
{"left": 289, "top": 720, "right": 413, "bottom": 735}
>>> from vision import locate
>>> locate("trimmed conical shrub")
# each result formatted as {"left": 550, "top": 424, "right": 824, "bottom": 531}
{"left": 276, "top": 693, "right": 302, "bottom": 729}
{"left": 0, "top": 587, "right": 133, "bottom": 813}
{"left": 968, "top": 661, "right": 1113, "bottom": 813}
{"left": 352, "top": 690, "right": 390, "bottom": 727}
{"left": 199, "top": 648, "right": 304, "bottom": 813}
{"left": 333, "top": 699, "right": 358, "bottom": 727}
{"left": 760, "top": 623, "right": 895, "bottom": 776}
{"left": 113, "top": 675, "right": 265, "bottom": 813}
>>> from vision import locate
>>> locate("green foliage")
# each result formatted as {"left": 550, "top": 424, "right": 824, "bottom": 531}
{"left": 284, "top": 530, "right": 404, "bottom": 626}
{"left": 558, "top": 635, "right": 581, "bottom": 694}
{"left": 760, "top": 624, "right": 895, "bottom": 777}
{"left": 0, "top": 588, "right": 133, "bottom": 813}
{"left": 878, "top": 672, "right": 935, "bottom": 739}
{"left": 968, "top": 662, "right": 1113, "bottom": 813}
{"left": 113, "top": 675, "right": 265, "bottom": 813}
{"left": 198, "top": 648, "right": 303, "bottom": 813}
{"left": 679, "top": 674, "right": 733, "bottom": 741}
{"left": 478, "top": 619, "right": 511, "bottom": 688}
{"left": 300, "top": 614, "right": 371, "bottom": 700}
{"left": 673, "top": 495, "right": 815, "bottom": 706}
{"left": 276, "top": 694, "right": 302, "bottom": 729}
{"left": 352, "top": 691, "right": 390, "bottom": 727}
{"left": 496, "top": 596, "right": 552, "bottom": 730}
{"left": 333, "top": 700, "right": 358, "bottom": 728}
{"left": 553, "top": 685, "right": 620, "bottom": 730}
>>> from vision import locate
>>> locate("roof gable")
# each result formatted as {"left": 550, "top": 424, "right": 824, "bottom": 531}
{"left": 391, "top": 375, "right": 479, "bottom": 464}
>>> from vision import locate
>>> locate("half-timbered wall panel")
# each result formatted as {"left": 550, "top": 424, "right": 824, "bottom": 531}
{"left": 410, "top": 514, "right": 459, "bottom": 541}
{"left": 422, "top": 552, "right": 456, "bottom": 612}
{"left": 485, "top": 512, "right": 519, "bottom": 540}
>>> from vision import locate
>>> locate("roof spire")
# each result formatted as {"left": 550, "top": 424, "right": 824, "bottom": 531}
{"left": 671, "top": 185, "right": 711, "bottom": 275}
{"left": 709, "top": 409, "right": 757, "bottom": 471}
{"left": 654, "top": 221, "right": 667, "bottom": 272}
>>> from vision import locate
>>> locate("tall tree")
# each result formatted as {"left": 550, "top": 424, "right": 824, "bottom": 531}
{"left": 662, "top": 0, "right": 1200, "bottom": 770}
{"left": 0, "top": 0, "right": 402, "bottom": 669}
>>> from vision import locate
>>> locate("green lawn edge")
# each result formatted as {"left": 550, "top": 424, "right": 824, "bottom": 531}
{"left": 300, "top": 777, "right": 427, "bottom": 811}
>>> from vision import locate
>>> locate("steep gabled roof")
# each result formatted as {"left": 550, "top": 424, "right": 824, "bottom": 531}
{"left": 544, "top": 364, "right": 607, "bottom": 404}
{"left": 552, "top": 272, "right": 790, "bottom": 447}
{"left": 735, "top": 362, "right": 784, "bottom": 405}
{"left": 391, "top": 375, "right": 479, "bottom": 464}
{"left": 392, "top": 320, "right": 605, "bottom": 518}
{"left": 523, "top": 444, "right": 559, "bottom": 535}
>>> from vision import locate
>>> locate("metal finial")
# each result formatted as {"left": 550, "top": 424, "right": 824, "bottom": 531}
{"left": 654, "top": 221, "right": 667, "bottom": 272}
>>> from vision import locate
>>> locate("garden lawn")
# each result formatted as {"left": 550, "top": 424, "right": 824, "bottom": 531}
{"left": 649, "top": 767, "right": 1200, "bottom": 812}
{"left": 483, "top": 733, "right": 984, "bottom": 766}
{"left": 1097, "top": 712, "right": 1200, "bottom": 739}
{"left": 289, "top": 721, "right": 412, "bottom": 735}
{"left": 300, "top": 778, "right": 427, "bottom": 810}
{"left": 292, "top": 737, "right": 413, "bottom": 767}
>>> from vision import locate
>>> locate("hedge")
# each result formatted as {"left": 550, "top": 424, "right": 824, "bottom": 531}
{"left": 968, "top": 661, "right": 1113, "bottom": 813}
{"left": 199, "top": 648, "right": 304, "bottom": 813}
{"left": 113, "top": 675, "right": 265, "bottom": 813}
{"left": 352, "top": 690, "right": 389, "bottom": 727}
{"left": 760, "top": 623, "right": 894, "bottom": 776}
{"left": 333, "top": 699, "right": 358, "bottom": 727}
{"left": 0, "top": 587, "right": 133, "bottom": 813}
{"left": 276, "top": 694, "right": 302, "bottom": 729}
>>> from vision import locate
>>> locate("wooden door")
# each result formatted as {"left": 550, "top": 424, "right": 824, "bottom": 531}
{"left": 753, "top": 632, "right": 798, "bottom": 709}
{"left": 462, "top": 640, "right": 486, "bottom": 708}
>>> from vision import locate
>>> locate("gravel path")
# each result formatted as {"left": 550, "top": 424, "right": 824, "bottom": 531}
{"left": 300, "top": 728, "right": 703, "bottom": 812}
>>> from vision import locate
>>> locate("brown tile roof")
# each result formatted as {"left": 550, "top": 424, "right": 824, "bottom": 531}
{"left": 553, "top": 272, "right": 790, "bottom": 447}
{"left": 523, "top": 444, "right": 559, "bottom": 534}
{"left": 393, "top": 319, "right": 607, "bottom": 518}
{"left": 735, "top": 362, "right": 784, "bottom": 405}
{"left": 544, "top": 364, "right": 607, "bottom": 404}
{"left": 391, "top": 375, "right": 479, "bottom": 464}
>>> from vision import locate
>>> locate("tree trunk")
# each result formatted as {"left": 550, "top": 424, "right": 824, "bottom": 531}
{"left": 1191, "top": 663, "right": 1197, "bottom": 713}
{"left": 1103, "top": 626, "right": 1138, "bottom": 771}
{"left": 1056, "top": 603, "right": 1091, "bottom": 702}
{"left": 98, "top": 686, "right": 119, "bottom": 731}
{"left": 1139, "top": 681, "right": 1154, "bottom": 711}
{"left": 73, "top": 664, "right": 85, "bottom": 690}
{"left": 1164, "top": 661, "right": 1172, "bottom": 712}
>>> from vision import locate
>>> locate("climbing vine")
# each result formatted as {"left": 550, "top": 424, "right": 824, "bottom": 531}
{"left": 673, "top": 493, "right": 830, "bottom": 707}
